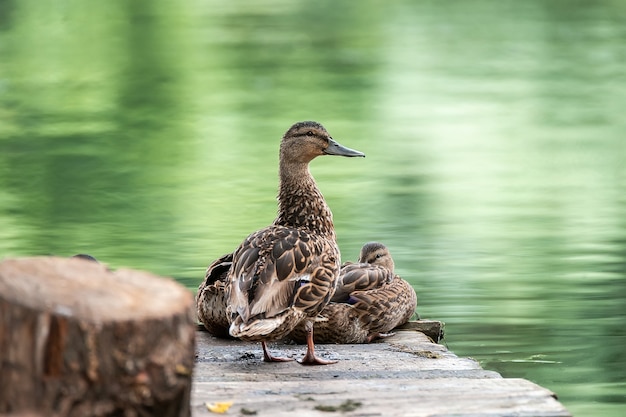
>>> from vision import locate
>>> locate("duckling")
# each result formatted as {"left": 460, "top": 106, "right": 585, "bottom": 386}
{"left": 221, "top": 121, "right": 364, "bottom": 364}
{"left": 289, "top": 242, "right": 417, "bottom": 344}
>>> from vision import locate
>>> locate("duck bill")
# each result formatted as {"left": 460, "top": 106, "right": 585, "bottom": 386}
{"left": 324, "top": 138, "right": 365, "bottom": 157}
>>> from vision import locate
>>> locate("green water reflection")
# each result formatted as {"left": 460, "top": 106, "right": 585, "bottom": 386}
{"left": 1, "top": 1, "right": 625, "bottom": 415}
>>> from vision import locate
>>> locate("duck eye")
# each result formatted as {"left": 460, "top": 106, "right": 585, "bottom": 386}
{"left": 306, "top": 131, "right": 313, "bottom": 136}
{"left": 376, "top": 253, "right": 383, "bottom": 259}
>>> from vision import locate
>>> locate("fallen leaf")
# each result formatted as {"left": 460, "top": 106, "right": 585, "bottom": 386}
{"left": 205, "top": 401, "right": 234, "bottom": 414}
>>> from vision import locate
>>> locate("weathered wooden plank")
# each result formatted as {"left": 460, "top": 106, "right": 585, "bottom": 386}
{"left": 192, "top": 378, "right": 569, "bottom": 417}
{"left": 192, "top": 328, "right": 571, "bottom": 417}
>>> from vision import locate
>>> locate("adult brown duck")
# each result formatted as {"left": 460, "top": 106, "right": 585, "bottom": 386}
{"left": 289, "top": 242, "right": 418, "bottom": 344}
{"left": 206, "top": 121, "right": 364, "bottom": 365}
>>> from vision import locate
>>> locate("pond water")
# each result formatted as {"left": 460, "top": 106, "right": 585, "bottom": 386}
{"left": 1, "top": 1, "right": 625, "bottom": 415}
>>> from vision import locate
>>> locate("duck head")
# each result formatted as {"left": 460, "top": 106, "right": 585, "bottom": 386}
{"left": 280, "top": 121, "right": 365, "bottom": 164}
{"left": 358, "top": 242, "right": 395, "bottom": 272}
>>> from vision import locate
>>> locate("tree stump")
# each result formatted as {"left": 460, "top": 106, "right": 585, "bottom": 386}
{"left": 0, "top": 257, "right": 196, "bottom": 417}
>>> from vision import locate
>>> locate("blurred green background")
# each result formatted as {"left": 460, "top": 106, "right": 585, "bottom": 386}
{"left": 1, "top": 0, "right": 625, "bottom": 414}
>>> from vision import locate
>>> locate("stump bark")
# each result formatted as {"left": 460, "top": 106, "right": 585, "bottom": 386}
{"left": 0, "top": 257, "right": 196, "bottom": 417}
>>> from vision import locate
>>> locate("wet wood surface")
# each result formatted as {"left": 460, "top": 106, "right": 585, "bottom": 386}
{"left": 192, "top": 325, "right": 571, "bottom": 417}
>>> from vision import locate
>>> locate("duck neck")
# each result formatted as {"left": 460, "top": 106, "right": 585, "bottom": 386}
{"left": 274, "top": 160, "right": 335, "bottom": 238}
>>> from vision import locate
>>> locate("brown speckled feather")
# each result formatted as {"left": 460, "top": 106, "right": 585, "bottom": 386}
{"left": 196, "top": 253, "right": 232, "bottom": 338}
{"left": 332, "top": 241, "right": 396, "bottom": 302}
{"left": 290, "top": 242, "right": 418, "bottom": 344}
{"left": 228, "top": 226, "right": 338, "bottom": 330}
{"left": 292, "top": 276, "right": 417, "bottom": 344}
{"left": 331, "top": 262, "right": 394, "bottom": 303}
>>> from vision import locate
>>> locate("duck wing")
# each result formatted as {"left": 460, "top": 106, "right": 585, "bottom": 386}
{"left": 228, "top": 225, "right": 339, "bottom": 326}
{"left": 349, "top": 276, "right": 417, "bottom": 334}
{"left": 331, "top": 263, "right": 394, "bottom": 303}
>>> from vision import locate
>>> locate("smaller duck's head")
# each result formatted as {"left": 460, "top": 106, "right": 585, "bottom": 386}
{"left": 358, "top": 242, "right": 395, "bottom": 272}
{"left": 280, "top": 121, "right": 365, "bottom": 164}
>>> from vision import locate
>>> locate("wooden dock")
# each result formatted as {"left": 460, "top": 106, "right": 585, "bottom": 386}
{"left": 0, "top": 258, "right": 572, "bottom": 416}
{"left": 191, "top": 322, "right": 571, "bottom": 417}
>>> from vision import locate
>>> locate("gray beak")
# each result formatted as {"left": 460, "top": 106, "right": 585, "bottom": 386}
{"left": 324, "top": 138, "right": 365, "bottom": 157}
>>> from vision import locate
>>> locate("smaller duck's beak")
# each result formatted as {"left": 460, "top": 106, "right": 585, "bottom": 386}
{"left": 324, "top": 138, "right": 365, "bottom": 157}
